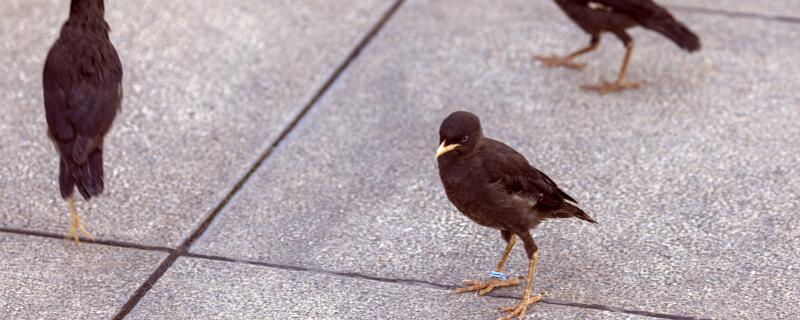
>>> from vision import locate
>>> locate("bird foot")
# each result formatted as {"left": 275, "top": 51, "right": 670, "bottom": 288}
{"left": 533, "top": 54, "right": 586, "bottom": 70}
{"left": 581, "top": 80, "right": 644, "bottom": 95}
{"left": 497, "top": 294, "right": 542, "bottom": 320}
{"left": 454, "top": 277, "right": 521, "bottom": 296}
{"left": 66, "top": 210, "right": 94, "bottom": 244}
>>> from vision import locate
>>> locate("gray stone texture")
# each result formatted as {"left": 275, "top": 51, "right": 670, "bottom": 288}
{"left": 0, "top": 0, "right": 394, "bottom": 247}
{"left": 193, "top": 0, "right": 800, "bottom": 319}
{"left": 662, "top": 0, "right": 800, "bottom": 18}
{"left": 0, "top": 233, "right": 166, "bottom": 320}
{"left": 0, "top": 0, "right": 798, "bottom": 319}
{"left": 126, "top": 257, "right": 644, "bottom": 320}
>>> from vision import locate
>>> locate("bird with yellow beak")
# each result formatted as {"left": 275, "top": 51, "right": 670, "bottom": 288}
{"left": 436, "top": 140, "right": 460, "bottom": 158}
{"left": 436, "top": 111, "right": 596, "bottom": 320}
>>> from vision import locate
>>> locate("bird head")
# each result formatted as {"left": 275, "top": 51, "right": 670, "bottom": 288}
{"left": 437, "top": 111, "right": 483, "bottom": 158}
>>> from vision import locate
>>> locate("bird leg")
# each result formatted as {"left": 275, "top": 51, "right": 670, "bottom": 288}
{"left": 455, "top": 235, "right": 521, "bottom": 295}
{"left": 66, "top": 195, "right": 94, "bottom": 244}
{"left": 497, "top": 252, "right": 542, "bottom": 320}
{"left": 581, "top": 42, "right": 643, "bottom": 94}
{"left": 534, "top": 36, "right": 599, "bottom": 70}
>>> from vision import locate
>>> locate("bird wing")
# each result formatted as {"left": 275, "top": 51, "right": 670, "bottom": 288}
{"left": 590, "top": 0, "right": 673, "bottom": 22}
{"left": 590, "top": 0, "right": 701, "bottom": 51}
{"left": 43, "top": 41, "right": 122, "bottom": 164}
{"left": 480, "top": 139, "right": 575, "bottom": 210}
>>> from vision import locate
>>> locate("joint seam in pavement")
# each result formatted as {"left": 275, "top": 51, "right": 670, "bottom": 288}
{"left": 669, "top": 5, "right": 800, "bottom": 24}
{"left": 2, "top": 1, "right": 766, "bottom": 319}
{"left": 0, "top": 225, "right": 711, "bottom": 320}
{"left": 109, "top": 1, "right": 407, "bottom": 319}
{"left": 184, "top": 252, "right": 708, "bottom": 320}
{"left": 0, "top": 227, "right": 172, "bottom": 253}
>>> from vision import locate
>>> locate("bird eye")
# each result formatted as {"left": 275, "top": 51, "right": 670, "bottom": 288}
{"left": 461, "top": 136, "right": 469, "bottom": 143}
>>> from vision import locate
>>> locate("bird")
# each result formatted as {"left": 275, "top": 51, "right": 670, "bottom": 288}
{"left": 534, "top": 0, "right": 701, "bottom": 94}
{"left": 43, "top": 0, "right": 122, "bottom": 243}
{"left": 436, "top": 111, "right": 596, "bottom": 320}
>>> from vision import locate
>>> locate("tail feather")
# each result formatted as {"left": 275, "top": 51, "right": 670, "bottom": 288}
{"left": 58, "top": 159, "right": 75, "bottom": 198}
{"left": 645, "top": 20, "right": 701, "bottom": 52}
{"left": 556, "top": 187, "right": 578, "bottom": 204}
{"left": 552, "top": 202, "right": 597, "bottom": 224}
{"left": 79, "top": 149, "right": 104, "bottom": 198}
{"left": 60, "top": 149, "right": 104, "bottom": 199}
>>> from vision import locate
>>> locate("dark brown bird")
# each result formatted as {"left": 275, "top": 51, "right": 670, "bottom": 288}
{"left": 436, "top": 111, "right": 596, "bottom": 320}
{"left": 43, "top": 0, "right": 122, "bottom": 243}
{"left": 535, "top": 0, "right": 701, "bottom": 94}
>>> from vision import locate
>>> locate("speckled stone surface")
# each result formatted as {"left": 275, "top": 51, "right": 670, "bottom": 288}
{"left": 0, "top": 0, "right": 394, "bottom": 247}
{"left": 661, "top": 0, "right": 800, "bottom": 18}
{"left": 126, "top": 257, "right": 645, "bottom": 320}
{"left": 0, "top": 233, "right": 166, "bottom": 320}
{"left": 193, "top": 0, "right": 800, "bottom": 319}
{"left": 2, "top": 0, "right": 799, "bottom": 319}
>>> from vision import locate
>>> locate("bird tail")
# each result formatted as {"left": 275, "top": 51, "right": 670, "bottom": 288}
{"left": 58, "top": 159, "right": 75, "bottom": 198}
{"left": 644, "top": 19, "right": 701, "bottom": 52}
{"left": 60, "top": 149, "right": 105, "bottom": 199}
{"left": 551, "top": 202, "right": 597, "bottom": 224}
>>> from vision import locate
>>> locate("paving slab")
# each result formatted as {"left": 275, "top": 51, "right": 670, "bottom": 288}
{"left": 0, "top": 0, "right": 394, "bottom": 246}
{"left": 194, "top": 0, "right": 800, "bottom": 319}
{"left": 0, "top": 233, "right": 166, "bottom": 320}
{"left": 126, "top": 257, "right": 643, "bottom": 320}
{"left": 661, "top": 0, "right": 800, "bottom": 19}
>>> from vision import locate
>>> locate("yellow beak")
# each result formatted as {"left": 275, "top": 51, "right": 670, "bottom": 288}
{"left": 436, "top": 141, "right": 460, "bottom": 157}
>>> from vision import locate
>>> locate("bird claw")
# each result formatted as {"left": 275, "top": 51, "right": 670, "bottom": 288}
{"left": 65, "top": 204, "right": 94, "bottom": 244}
{"left": 533, "top": 54, "right": 586, "bottom": 70}
{"left": 581, "top": 80, "right": 644, "bottom": 95}
{"left": 66, "top": 222, "right": 95, "bottom": 244}
{"left": 454, "top": 277, "right": 521, "bottom": 296}
{"left": 497, "top": 294, "right": 542, "bottom": 320}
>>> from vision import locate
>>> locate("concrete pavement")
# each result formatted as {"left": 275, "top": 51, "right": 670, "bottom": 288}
{"left": 1, "top": 0, "right": 798, "bottom": 319}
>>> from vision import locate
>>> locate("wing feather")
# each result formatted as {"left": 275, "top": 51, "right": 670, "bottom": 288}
{"left": 480, "top": 139, "right": 575, "bottom": 210}
{"left": 591, "top": 0, "right": 701, "bottom": 51}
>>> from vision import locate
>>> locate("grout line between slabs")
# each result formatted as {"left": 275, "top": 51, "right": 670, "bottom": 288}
{"left": 3, "top": 2, "right": 752, "bottom": 319}
{"left": 0, "top": 227, "right": 172, "bottom": 253}
{"left": 0, "top": 223, "right": 709, "bottom": 320}
{"left": 185, "top": 252, "right": 708, "bottom": 320}
{"left": 669, "top": 4, "right": 800, "bottom": 24}
{"left": 110, "top": 1, "right": 406, "bottom": 319}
